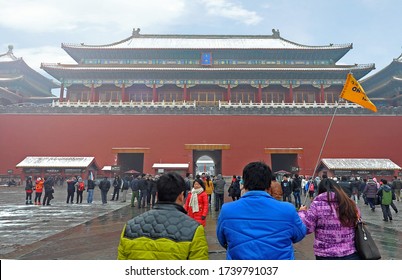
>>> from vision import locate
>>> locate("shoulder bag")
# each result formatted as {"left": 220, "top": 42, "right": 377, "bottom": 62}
{"left": 355, "top": 217, "right": 381, "bottom": 260}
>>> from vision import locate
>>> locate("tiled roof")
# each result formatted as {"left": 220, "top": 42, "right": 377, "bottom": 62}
{"left": 152, "top": 163, "right": 189, "bottom": 169}
{"left": 321, "top": 158, "right": 401, "bottom": 170}
{"left": 16, "top": 157, "right": 96, "bottom": 168}
{"left": 62, "top": 33, "right": 351, "bottom": 50}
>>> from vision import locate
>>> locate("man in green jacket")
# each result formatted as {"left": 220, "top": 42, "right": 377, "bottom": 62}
{"left": 118, "top": 172, "right": 209, "bottom": 260}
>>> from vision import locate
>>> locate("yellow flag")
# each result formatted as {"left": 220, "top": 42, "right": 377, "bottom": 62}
{"left": 340, "top": 73, "right": 377, "bottom": 112}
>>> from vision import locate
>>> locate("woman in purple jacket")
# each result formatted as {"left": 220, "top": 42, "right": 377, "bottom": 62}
{"left": 298, "top": 178, "right": 360, "bottom": 260}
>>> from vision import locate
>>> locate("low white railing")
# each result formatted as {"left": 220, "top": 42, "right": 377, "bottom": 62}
{"left": 52, "top": 100, "right": 360, "bottom": 109}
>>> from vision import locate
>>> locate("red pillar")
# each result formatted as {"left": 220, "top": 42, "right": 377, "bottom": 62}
{"left": 183, "top": 84, "right": 188, "bottom": 102}
{"left": 227, "top": 84, "right": 231, "bottom": 102}
{"left": 59, "top": 84, "right": 64, "bottom": 102}
{"left": 257, "top": 84, "right": 262, "bottom": 103}
{"left": 90, "top": 83, "right": 95, "bottom": 102}
{"left": 288, "top": 83, "right": 293, "bottom": 103}
{"left": 121, "top": 84, "right": 126, "bottom": 102}
{"left": 320, "top": 84, "right": 325, "bottom": 103}
{"left": 152, "top": 84, "right": 158, "bottom": 102}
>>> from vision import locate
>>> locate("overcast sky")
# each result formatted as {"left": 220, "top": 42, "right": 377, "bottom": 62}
{"left": 1, "top": 0, "right": 401, "bottom": 80}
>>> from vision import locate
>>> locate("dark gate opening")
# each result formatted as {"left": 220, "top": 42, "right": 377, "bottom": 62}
{"left": 117, "top": 153, "right": 144, "bottom": 174}
{"left": 271, "top": 154, "right": 298, "bottom": 174}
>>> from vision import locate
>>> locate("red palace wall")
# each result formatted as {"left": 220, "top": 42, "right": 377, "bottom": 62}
{"left": 0, "top": 114, "right": 401, "bottom": 177}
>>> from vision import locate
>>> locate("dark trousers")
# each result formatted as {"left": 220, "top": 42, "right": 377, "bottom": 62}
{"left": 66, "top": 191, "right": 74, "bottom": 203}
{"left": 138, "top": 190, "right": 147, "bottom": 208}
{"left": 367, "top": 197, "right": 376, "bottom": 210}
{"left": 283, "top": 193, "right": 292, "bottom": 202}
{"left": 111, "top": 188, "right": 120, "bottom": 200}
{"left": 381, "top": 204, "right": 392, "bottom": 221}
{"left": 293, "top": 191, "right": 301, "bottom": 208}
{"left": 215, "top": 193, "right": 224, "bottom": 211}
{"left": 391, "top": 201, "right": 398, "bottom": 213}
{"left": 43, "top": 191, "right": 52, "bottom": 205}
{"left": 76, "top": 190, "right": 83, "bottom": 203}
{"left": 101, "top": 190, "right": 108, "bottom": 204}
{"left": 25, "top": 192, "right": 32, "bottom": 204}
{"left": 34, "top": 192, "right": 42, "bottom": 203}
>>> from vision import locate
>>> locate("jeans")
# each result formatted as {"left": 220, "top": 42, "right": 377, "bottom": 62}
{"left": 366, "top": 197, "right": 376, "bottom": 210}
{"left": 293, "top": 191, "right": 301, "bottom": 208}
{"left": 87, "top": 189, "right": 94, "bottom": 203}
{"left": 101, "top": 190, "right": 108, "bottom": 204}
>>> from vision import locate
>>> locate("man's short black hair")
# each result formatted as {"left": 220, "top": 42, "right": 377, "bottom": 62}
{"left": 243, "top": 161, "right": 272, "bottom": 191}
{"left": 156, "top": 172, "right": 185, "bottom": 202}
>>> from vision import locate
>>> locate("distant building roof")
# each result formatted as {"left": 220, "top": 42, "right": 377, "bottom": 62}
{"left": 152, "top": 163, "right": 189, "bottom": 169}
{"left": 321, "top": 158, "right": 401, "bottom": 170}
{"left": 16, "top": 157, "right": 97, "bottom": 168}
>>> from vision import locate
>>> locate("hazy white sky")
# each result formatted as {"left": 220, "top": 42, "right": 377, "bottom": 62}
{"left": 1, "top": 0, "right": 401, "bottom": 79}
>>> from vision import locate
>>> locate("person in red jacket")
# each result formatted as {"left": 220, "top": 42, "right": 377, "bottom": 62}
{"left": 34, "top": 177, "right": 44, "bottom": 205}
{"left": 185, "top": 178, "right": 209, "bottom": 227}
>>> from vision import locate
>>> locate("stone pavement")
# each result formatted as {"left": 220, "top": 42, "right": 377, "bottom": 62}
{"left": 0, "top": 185, "right": 401, "bottom": 260}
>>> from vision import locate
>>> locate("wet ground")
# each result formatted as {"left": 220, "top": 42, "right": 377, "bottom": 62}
{"left": 0, "top": 185, "right": 401, "bottom": 260}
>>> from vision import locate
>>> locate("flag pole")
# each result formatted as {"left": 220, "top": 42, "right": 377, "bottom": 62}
{"left": 302, "top": 102, "right": 340, "bottom": 206}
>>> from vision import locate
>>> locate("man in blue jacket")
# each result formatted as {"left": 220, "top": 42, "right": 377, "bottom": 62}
{"left": 216, "top": 161, "right": 307, "bottom": 260}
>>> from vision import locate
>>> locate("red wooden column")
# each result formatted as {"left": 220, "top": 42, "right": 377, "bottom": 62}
{"left": 121, "top": 83, "right": 126, "bottom": 102}
{"left": 227, "top": 84, "right": 231, "bottom": 102}
{"left": 257, "top": 84, "right": 262, "bottom": 103}
{"left": 288, "top": 83, "right": 293, "bottom": 103}
{"left": 183, "top": 84, "right": 188, "bottom": 102}
{"left": 320, "top": 84, "right": 325, "bottom": 103}
{"left": 90, "top": 83, "right": 95, "bottom": 102}
{"left": 152, "top": 84, "right": 158, "bottom": 102}
{"left": 59, "top": 84, "right": 64, "bottom": 102}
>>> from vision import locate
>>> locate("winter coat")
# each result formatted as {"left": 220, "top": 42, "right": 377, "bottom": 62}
{"left": 338, "top": 180, "right": 352, "bottom": 197}
{"left": 118, "top": 203, "right": 209, "bottom": 260}
{"left": 298, "top": 192, "right": 359, "bottom": 258}
{"left": 99, "top": 179, "right": 111, "bottom": 192}
{"left": 292, "top": 177, "right": 302, "bottom": 192}
{"left": 87, "top": 179, "right": 96, "bottom": 190}
{"left": 214, "top": 175, "right": 225, "bottom": 194}
{"left": 130, "top": 178, "right": 139, "bottom": 191}
{"left": 217, "top": 191, "right": 306, "bottom": 260}
{"left": 66, "top": 179, "right": 76, "bottom": 192}
{"left": 363, "top": 180, "right": 378, "bottom": 198}
{"left": 377, "top": 184, "right": 393, "bottom": 205}
{"left": 25, "top": 179, "right": 34, "bottom": 193}
{"left": 35, "top": 180, "right": 44, "bottom": 193}
{"left": 184, "top": 191, "right": 208, "bottom": 226}
{"left": 281, "top": 180, "right": 292, "bottom": 196}
{"left": 204, "top": 180, "right": 214, "bottom": 195}
{"left": 44, "top": 177, "right": 54, "bottom": 193}
{"left": 229, "top": 179, "right": 241, "bottom": 197}
{"left": 268, "top": 180, "right": 283, "bottom": 200}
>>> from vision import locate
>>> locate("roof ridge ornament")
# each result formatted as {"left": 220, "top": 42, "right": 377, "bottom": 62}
{"left": 132, "top": 28, "right": 141, "bottom": 37}
{"left": 272, "top": 29, "right": 280, "bottom": 38}
{"left": 7, "top": 45, "right": 14, "bottom": 53}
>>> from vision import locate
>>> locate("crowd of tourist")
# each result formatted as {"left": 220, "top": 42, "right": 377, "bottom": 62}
{"left": 22, "top": 166, "right": 401, "bottom": 260}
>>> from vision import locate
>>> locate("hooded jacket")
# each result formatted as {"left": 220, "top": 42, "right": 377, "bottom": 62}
{"left": 217, "top": 191, "right": 306, "bottom": 260}
{"left": 363, "top": 180, "right": 378, "bottom": 198}
{"left": 298, "top": 192, "right": 359, "bottom": 258}
{"left": 377, "top": 184, "right": 393, "bottom": 205}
